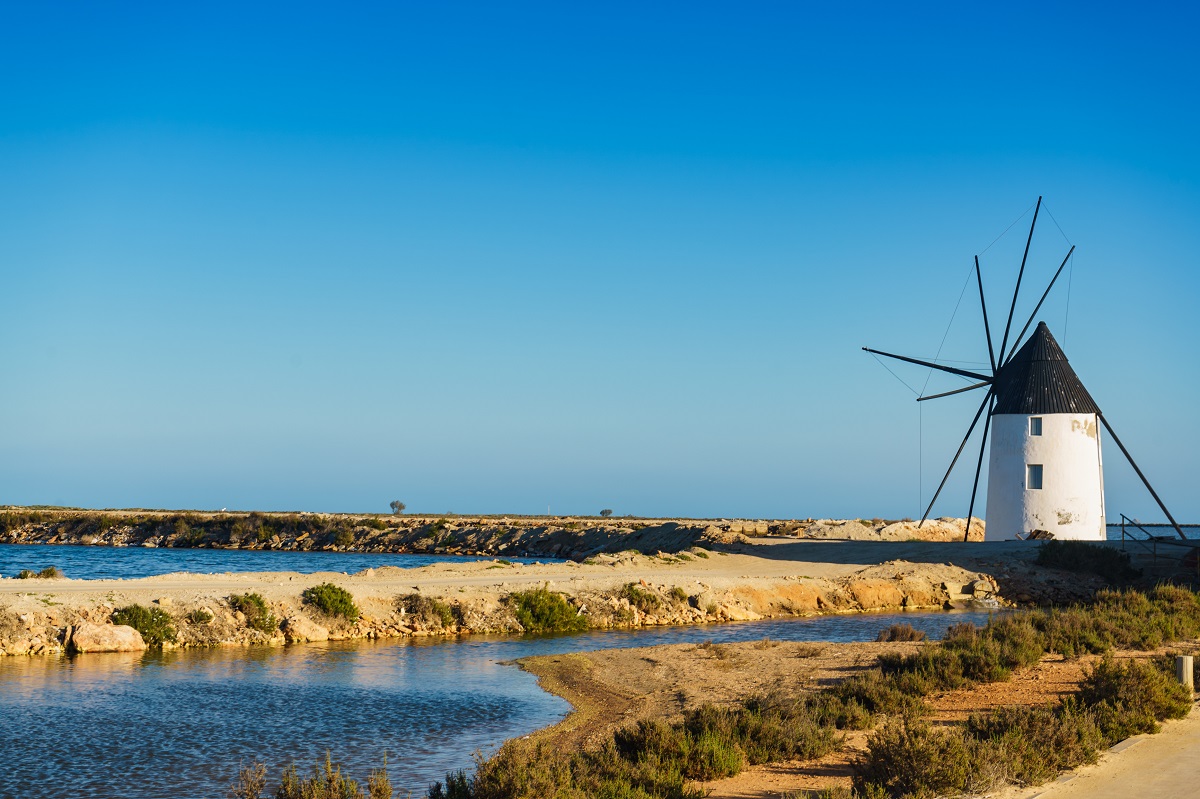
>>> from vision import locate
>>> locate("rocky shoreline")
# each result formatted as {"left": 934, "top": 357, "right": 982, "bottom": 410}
{"left": 0, "top": 549, "right": 1001, "bottom": 657}
{"left": 0, "top": 509, "right": 983, "bottom": 562}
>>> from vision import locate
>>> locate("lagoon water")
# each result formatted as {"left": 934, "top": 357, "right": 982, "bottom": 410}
{"left": 0, "top": 608, "right": 1001, "bottom": 799}
{"left": 0, "top": 543, "right": 552, "bottom": 581}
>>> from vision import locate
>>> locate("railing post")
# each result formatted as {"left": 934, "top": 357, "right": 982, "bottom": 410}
{"left": 1177, "top": 656, "right": 1194, "bottom": 692}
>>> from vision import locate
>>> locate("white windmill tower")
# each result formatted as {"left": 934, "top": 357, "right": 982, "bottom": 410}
{"left": 864, "top": 197, "right": 1185, "bottom": 542}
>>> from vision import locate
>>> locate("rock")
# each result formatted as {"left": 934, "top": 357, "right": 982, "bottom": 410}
{"left": 969, "top": 578, "right": 997, "bottom": 598}
{"left": 70, "top": 623, "right": 146, "bottom": 653}
{"left": 282, "top": 616, "right": 329, "bottom": 643}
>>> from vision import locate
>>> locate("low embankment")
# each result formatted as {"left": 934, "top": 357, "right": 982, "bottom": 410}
{"left": 0, "top": 508, "right": 982, "bottom": 561}
{"left": 0, "top": 550, "right": 999, "bottom": 656}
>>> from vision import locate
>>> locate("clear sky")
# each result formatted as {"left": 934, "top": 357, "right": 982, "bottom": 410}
{"left": 2, "top": 2, "right": 1198, "bottom": 520}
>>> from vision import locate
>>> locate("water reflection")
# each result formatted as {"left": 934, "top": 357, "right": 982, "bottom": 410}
{"left": 0, "top": 543, "right": 554, "bottom": 581}
{"left": 0, "top": 608, "right": 1000, "bottom": 799}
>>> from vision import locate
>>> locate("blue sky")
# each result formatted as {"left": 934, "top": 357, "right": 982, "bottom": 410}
{"left": 2, "top": 2, "right": 1197, "bottom": 519}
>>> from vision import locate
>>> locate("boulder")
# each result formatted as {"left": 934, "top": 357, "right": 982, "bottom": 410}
{"left": 70, "top": 623, "right": 146, "bottom": 653}
{"left": 282, "top": 615, "right": 329, "bottom": 643}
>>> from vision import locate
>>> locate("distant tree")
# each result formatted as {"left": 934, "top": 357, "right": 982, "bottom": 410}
{"left": 390, "top": 500, "right": 406, "bottom": 515}
{"left": 600, "top": 509, "right": 613, "bottom": 518}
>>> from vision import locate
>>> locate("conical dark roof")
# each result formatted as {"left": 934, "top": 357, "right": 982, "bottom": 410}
{"left": 992, "top": 322, "right": 1101, "bottom": 415}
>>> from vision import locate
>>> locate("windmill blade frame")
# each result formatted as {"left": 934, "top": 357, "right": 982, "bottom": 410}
{"left": 997, "top": 195, "right": 1042, "bottom": 359}
{"left": 918, "top": 388, "right": 994, "bottom": 528}
{"left": 1003, "top": 245, "right": 1076, "bottom": 366}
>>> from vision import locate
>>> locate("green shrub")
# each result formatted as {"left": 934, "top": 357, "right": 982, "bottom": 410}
{"left": 1078, "top": 656, "right": 1192, "bottom": 741}
{"left": 879, "top": 617, "right": 1045, "bottom": 689}
{"left": 669, "top": 587, "right": 689, "bottom": 603}
{"left": 1037, "top": 540, "right": 1140, "bottom": 584}
{"left": 510, "top": 587, "right": 588, "bottom": 634}
{"left": 303, "top": 583, "right": 360, "bottom": 622}
{"left": 229, "top": 593, "right": 278, "bottom": 633}
{"left": 621, "top": 584, "right": 662, "bottom": 613}
{"left": 965, "top": 703, "right": 1103, "bottom": 784}
{"left": 400, "top": 594, "right": 455, "bottom": 628}
{"left": 16, "top": 566, "right": 63, "bottom": 579}
{"left": 273, "top": 754, "right": 392, "bottom": 799}
{"left": 853, "top": 717, "right": 984, "bottom": 798}
{"left": 875, "top": 623, "right": 925, "bottom": 642}
{"left": 829, "top": 669, "right": 928, "bottom": 720}
{"left": 427, "top": 770, "right": 472, "bottom": 799}
{"left": 186, "top": 608, "right": 214, "bottom": 624}
{"left": 333, "top": 528, "right": 356, "bottom": 547}
{"left": 112, "top": 604, "right": 177, "bottom": 647}
{"left": 691, "top": 549, "right": 709, "bottom": 559}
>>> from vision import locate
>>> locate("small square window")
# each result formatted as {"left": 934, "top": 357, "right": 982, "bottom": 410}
{"left": 1027, "top": 464, "right": 1043, "bottom": 490}
{"left": 1030, "top": 417, "right": 1043, "bottom": 436}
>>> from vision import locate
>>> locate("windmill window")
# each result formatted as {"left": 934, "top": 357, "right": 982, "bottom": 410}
{"left": 1030, "top": 417, "right": 1043, "bottom": 436}
{"left": 1027, "top": 464, "right": 1043, "bottom": 490}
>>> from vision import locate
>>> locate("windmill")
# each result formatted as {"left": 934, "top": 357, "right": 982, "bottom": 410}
{"left": 864, "top": 197, "right": 1185, "bottom": 542}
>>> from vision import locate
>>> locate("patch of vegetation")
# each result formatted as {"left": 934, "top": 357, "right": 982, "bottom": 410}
{"left": 231, "top": 755, "right": 392, "bottom": 799}
{"left": 669, "top": 586, "right": 689, "bottom": 603}
{"left": 875, "top": 623, "right": 926, "bottom": 642}
{"left": 302, "top": 583, "right": 360, "bottom": 622}
{"left": 229, "top": 593, "right": 278, "bottom": 633}
{"left": 362, "top": 517, "right": 387, "bottom": 531}
{"left": 399, "top": 594, "right": 455, "bottom": 628}
{"left": 16, "top": 566, "right": 63, "bottom": 579}
{"left": 878, "top": 616, "right": 1044, "bottom": 690}
{"left": 1078, "top": 656, "right": 1193, "bottom": 740}
{"left": 1037, "top": 540, "right": 1140, "bottom": 584}
{"left": 186, "top": 608, "right": 214, "bottom": 624}
{"left": 621, "top": 583, "right": 662, "bottom": 613}
{"left": 112, "top": 604, "right": 177, "bottom": 647}
{"left": 509, "top": 587, "right": 588, "bottom": 635}
{"left": 691, "top": 549, "right": 710, "bottom": 559}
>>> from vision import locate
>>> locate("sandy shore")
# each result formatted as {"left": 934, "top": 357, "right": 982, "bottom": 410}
{"left": 0, "top": 537, "right": 1033, "bottom": 656}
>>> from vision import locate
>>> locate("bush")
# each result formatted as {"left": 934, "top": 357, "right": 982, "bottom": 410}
{"left": 669, "top": 587, "right": 689, "bottom": 603}
{"left": 879, "top": 617, "right": 1045, "bottom": 689}
{"left": 16, "top": 566, "right": 63, "bottom": 579}
{"left": 303, "top": 583, "right": 361, "bottom": 622}
{"left": 965, "top": 703, "right": 1103, "bottom": 785}
{"left": 876, "top": 623, "right": 925, "bottom": 642}
{"left": 229, "top": 593, "right": 278, "bottom": 633}
{"left": 829, "top": 669, "right": 928, "bottom": 720}
{"left": 853, "top": 717, "right": 984, "bottom": 798}
{"left": 510, "top": 587, "right": 588, "bottom": 635}
{"left": 400, "top": 594, "right": 455, "bottom": 628}
{"left": 1037, "top": 540, "right": 1140, "bottom": 584}
{"left": 333, "top": 528, "right": 356, "bottom": 547}
{"left": 275, "top": 754, "right": 392, "bottom": 799}
{"left": 186, "top": 608, "right": 214, "bottom": 624}
{"left": 112, "top": 604, "right": 177, "bottom": 647}
{"left": 1078, "top": 656, "right": 1192, "bottom": 741}
{"left": 621, "top": 584, "right": 662, "bottom": 613}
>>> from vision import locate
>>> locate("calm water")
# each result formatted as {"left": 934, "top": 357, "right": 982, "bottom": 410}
{"left": 1106, "top": 523, "right": 1198, "bottom": 541}
{"left": 0, "top": 544, "right": 553, "bottom": 580}
{"left": 0, "top": 608, "right": 1000, "bottom": 799}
